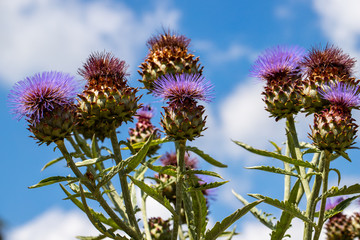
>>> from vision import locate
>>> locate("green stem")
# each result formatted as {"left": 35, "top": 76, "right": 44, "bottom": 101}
{"left": 303, "top": 151, "right": 325, "bottom": 240}
{"left": 141, "top": 193, "right": 152, "bottom": 240}
{"left": 286, "top": 116, "right": 311, "bottom": 199}
{"left": 109, "top": 128, "right": 141, "bottom": 237}
{"left": 313, "top": 151, "right": 331, "bottom": 240}
{"left": 55, "top": 140, "right": 139, "bottom": 239}
{"left": 172, "top": 140, "right": 186, "bottom": 240}
{"left": 284, "top": 142, "right": 291, "bottom": 201}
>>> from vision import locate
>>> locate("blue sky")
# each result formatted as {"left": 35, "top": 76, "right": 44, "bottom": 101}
{"left": 2, "top": 0, "right": 360, "bottom": 239}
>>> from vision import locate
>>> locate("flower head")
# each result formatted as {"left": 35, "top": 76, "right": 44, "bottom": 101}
{"left": 250, "top": 45, "right": 305, "bottom": 81}
{"left": 147, "top": 29, "right": 191, "bottom": 51}
{"left": 152, "top": 73, "right": 213, "bottom": 105}
{"left": 319, "top": 82, "right": 360, "bottom": 109}
{"left": 136, "top": 104, "right": 155, "bottom": 120}
{"left": 9, "top": 71, "right": 79, "bottom": 123}
{"left": 78, "top": 51, "right": 129, "bottom": 90}
{"left": 301, "top": 44, "right": 356, "bottom": 77}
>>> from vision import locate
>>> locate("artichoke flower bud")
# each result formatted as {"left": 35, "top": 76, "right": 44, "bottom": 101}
{"left": 138, "top": 30, "right": 204, "bottom": 92}
{"left": 310, "top": 82, "right": 360, "bottom": 153}
{"left": 76, "top": 51, "right": 141, "bottom": 140}
{"left": 148, "top": 217, "right": 172, "bottom": 240}
{"left": 8, "top": 71, "right": 80, "bottom": 145}
{"left": 250, "top": 46, "right": 305, "bottom": 121}
{"left": 128, "top": 105, "right": 161, "bottom": 156}
{"left": 152, "top": 73, "right": 213, "bottom": 141}
{"left": 300, "top": 45, "right": 357, "bottom": 115}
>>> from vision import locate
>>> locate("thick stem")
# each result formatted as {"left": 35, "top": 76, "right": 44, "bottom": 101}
{"left": 286, "top": 116, "right": 311, "bottom": 199}
{"left": 141, "top": 193, "right": 152, "bottom": 240}
{"left": 172, "top": 140, "right": 186, "bottom": 240}
{"left": 303, "top": 151, "right": 325, "bottom": 240}
{"left": 109, "top": 128, "right": 141, "bottom": 237}
{"left": 313, "top": 151, "right": 331, "bottom": 240}
{"left": 55, "top": 140, "right": 139, "bottom": 239}
{"left": 284, "top": 142, "right": 291, "bottom": 201}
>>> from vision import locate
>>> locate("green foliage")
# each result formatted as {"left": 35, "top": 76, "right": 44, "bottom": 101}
{"left": 321, "top": 184, "right": 360, "bottom": 199}
{"left": 29, "top": 176, "right": 78, "bottom": 189}
{"left": 186, "top": 146, "right": 228, "bottom": 168}
{"left": 246, "top": 166, "right": 298, "bottom": 177}
{"left": 204, "top": 200, "right": 264, "bottom": 240}
{"left": 324, "top": 195, "right": 360, "bottom": 220}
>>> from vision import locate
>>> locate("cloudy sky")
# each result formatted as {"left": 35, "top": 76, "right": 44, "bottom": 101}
{"left": 2, "top": 0, "right": 360, "bottom": 239}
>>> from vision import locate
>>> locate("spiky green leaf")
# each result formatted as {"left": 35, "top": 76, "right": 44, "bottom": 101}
{"left": 246, "top": 166, "right": 298, "bottom": 177}
{"left": 232, "top": 190, "right": 275, "bottom": 230}
{"left": 128, "top": 176, "right": 177, "bottom": 216}
{"left": 125, "top": 134, "right": 153, "bottom": 174}
{"left": 321, "top": 184, "right": 360, "bottom": 199}
{"left": 185, "top": 170, "right": 224, "bottom": 179}
{"left": 324, "top": 195, "right": 360, "bottom": 220}
{"left": 29, "top": 176, "right": 78, "bottom": 189}
{"left": 186, "top": 146, "right": 227, "bottom": 168}
{"left": 122, "top": 137, "right": 169, "bottom": 150}
{"left": 204, "top": 200, "right": 264, "bottom": 240}
{"left": 187, "top": 181, "right": 229, "bottom": 192}
{"left": 248, "top": 194, "right": 316, "bottom": 228}
{"left": 75, "top": 156, "right": 113, "bottom": 167}
{"left": 233, "top": 140, "right": 317, "bottom": 169}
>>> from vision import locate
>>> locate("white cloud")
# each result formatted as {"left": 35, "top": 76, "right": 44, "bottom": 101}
{"left": 313, "top": 0, "right": 360, "bottom": 67}
{"left": 0, "top": 0, "right": 180, "bottom": 87}
{"left": 7, "top": 208, "right": 98, "bottom": 240}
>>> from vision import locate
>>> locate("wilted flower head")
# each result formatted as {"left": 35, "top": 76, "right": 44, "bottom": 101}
{"left": 147, "top": 29, "right": 191, "bottom": 51}
{"left": 9, "top": 71, "right": 79, "bottom": 123}
{"left": 152, "top": 73, "right": 213, "bottom": 105}
{"left": 78, "top": 51, "right": 129, "bottom": 90}
{"left": 250, "top": 45, "right": 305, "bottom": 82}
{"left": 319, "top": 82, "right": 360, "bottom": 110}
{"left": 301, "top": 44, "right": 356, "bottom": 77}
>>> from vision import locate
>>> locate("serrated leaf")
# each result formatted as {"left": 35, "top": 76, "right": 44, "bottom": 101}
{"left": 233, "top": 140, "right": 316, "bottom": 169}
{"left": 246, "top": 166, "right": 298, "bottom": 177}
{"left": 185, "top": 170, "right": 224, "bottom": 179}
{"left": 125, "top": 134, "right": 153, "bottom": 174}
{"left": 187, "top": 181, "right": 229, "bottom": 192}
{"left": 146, "top": 164, "right": 177, "bottom": 177}
{"left": 186, "top": 146, "right": 227, "bottom": 168}
{"left": 204, "top": 200, "right": 264, "bottom": 240}
{"left": 249, "top": 194, "right": 316, "bottom": 228}
{"left": 232, "top": 190, "right": 275, "bottom": 230}
{"left": 75, "top": 156, "right": 113, "bottom": 167}
{"left": 321, "top": 184, "right": 360, "bottom": 198}
{"left": 324, "top": 195, "right": 360, "bottom": 220}
{"left": 29, "top": 176, "right": 78, "bottom": 189}
{"left": 128, "top": 176, "right": 177, "bottom": 216}
{"left": 122, "top": 137, "right": 169, "bottom": 150}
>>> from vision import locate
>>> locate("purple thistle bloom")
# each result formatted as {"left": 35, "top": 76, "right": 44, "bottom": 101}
{"left": 152, "top": 73, "right": 213, "bottom": 104}
{"left": 319, "top": 82, "right": 360, "bottom": 108}
{"left": 250, "top": 45, "right": 305, "bottom": 80}
{"left": 9, "top": 71, "right": 80, "bottom": 123}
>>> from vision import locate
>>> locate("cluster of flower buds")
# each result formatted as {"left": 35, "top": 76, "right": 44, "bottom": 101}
{"left": 251, "top": 44, "right": 360, "bottom": 153}
{"left": 9, "top": 51, "right": 142, "bottom": 144}
{"left": 128, "top": 105, "right": 161, "bottom": 156}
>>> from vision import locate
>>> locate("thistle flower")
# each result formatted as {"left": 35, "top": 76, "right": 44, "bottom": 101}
{"left": 251, "top": 46, "right": 305, "bottom": 120}
{"left": 153, "top": 73, "right": 213, "bottom": 141}
{"left": 152, "top": 73, "right": 213, "bottom": 105}
{"left": 301, "top": 44, "right": 356, "bottom": 78}
{"left": 138, "top": 30, "right": 204, "bottom": 92}
{"left": 319, "top": 82, "right": 360, "bottom": 113}
{"left": 310, "top": 82, "right": 359, "bottom": 152}
{"left": 160, "top": 151, "right": 198, "bottom": 170}
{"left": 76, "top": 51, "right": 141, "bottom": 140}
{"left": 9, "top": 71, "right": 79, "bottom": 144}
{"left": 250, "top": 45, "right": 305, "bottom": 82}
{"left": 128, "top": 105, "right": 161, "bottom": 157}
{"left": 300, "top": 45, "right": 358, "bottom": 114}
{"left": 148, "top": 217, "right": 171, "bottom": 240}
